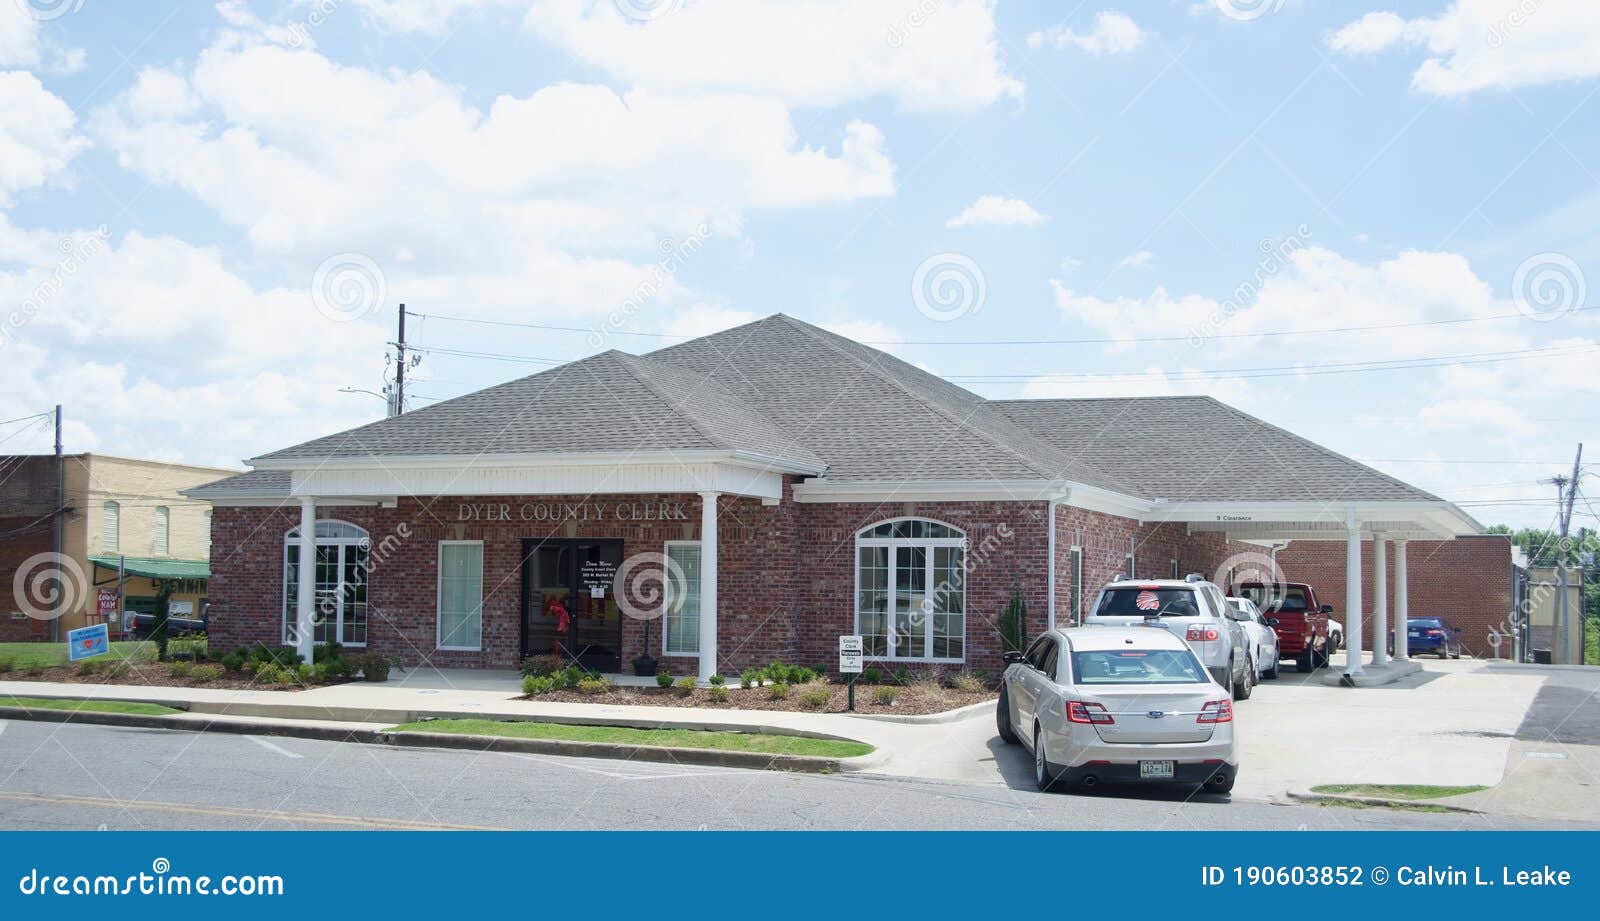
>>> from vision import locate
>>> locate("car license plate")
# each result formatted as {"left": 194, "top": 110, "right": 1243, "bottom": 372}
{"left": 1139, "top": 760, "right": 1175, "bottom": 780}
{"left": 1408, "top": 630, "right": 1421, "bottom": 637}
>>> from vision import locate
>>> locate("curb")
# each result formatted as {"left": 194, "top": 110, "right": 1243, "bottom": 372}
{"left": 844, "top": 699, "right": 992, "bottom": 725}
{"left": 1285, "top": 787, "right": 1483, "bottom": 814}
{"left": 0, "top": 706, "right": 874, "bottom": 775}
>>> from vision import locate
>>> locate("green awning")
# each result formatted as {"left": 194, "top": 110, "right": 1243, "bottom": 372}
{"left": 89, "top": 556, "right": 210, "bottom": 581}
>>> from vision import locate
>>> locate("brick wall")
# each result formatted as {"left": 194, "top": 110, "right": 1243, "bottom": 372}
{"left": 0, "top": 515, "right": 53, "bottom": 641}
{"left": 1274, "top": 534, "right": 1515, "bottom": 658}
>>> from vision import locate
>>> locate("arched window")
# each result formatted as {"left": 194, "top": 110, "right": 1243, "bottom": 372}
{"left": 153, "top": 506, "right": 170, "bottom": 555}
{"left": 283, "top": 521, "right": 370, "bottom": 647}
{"left": 855, "top": 518, "right": 967, "bottom": 662}
{"left": 102, "top": 501, "right": 120, "bottom": 552}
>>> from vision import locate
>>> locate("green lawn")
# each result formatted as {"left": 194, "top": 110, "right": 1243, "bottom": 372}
{"left": 1311, "top": 783, "right": 1488, "bottom": 800}
{"left": 0, "top": 695, "right": 181, "bottom": 716}
{"left": 0, "top": 638, "right": 207, "bottom": 670}
{"left": 387, "top": 718, "right": 874, "bottom": 759}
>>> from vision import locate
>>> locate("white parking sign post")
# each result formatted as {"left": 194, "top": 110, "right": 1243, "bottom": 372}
{"left": 839, "top": 635, "right": 863, "bottom": 711}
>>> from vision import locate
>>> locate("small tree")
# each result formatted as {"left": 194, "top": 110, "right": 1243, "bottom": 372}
{"left": 999, "top": 584, "right": 1028, "bottom": 654}
{"left": 152, "top": 579, "right": 173, "bottom": 662}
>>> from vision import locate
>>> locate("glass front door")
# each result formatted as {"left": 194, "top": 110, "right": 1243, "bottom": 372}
{"left": 522, "top": 539, "right": 624, "bottom": 672}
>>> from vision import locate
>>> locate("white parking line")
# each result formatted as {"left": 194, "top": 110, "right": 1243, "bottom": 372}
{"left": 246, "top": 736, "right": 303, "bottom": 759}
{"left": 0, "top": 721, "right": 6, "bottom": 736}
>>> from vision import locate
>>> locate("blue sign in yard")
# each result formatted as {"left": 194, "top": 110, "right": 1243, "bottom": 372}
{"left": 67, "top": 622, "right": 109, "bottom": 661}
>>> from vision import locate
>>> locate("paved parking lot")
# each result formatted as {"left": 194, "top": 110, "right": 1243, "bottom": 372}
{"left": 861, "top": 655, "right": 1551, "bottom": 806}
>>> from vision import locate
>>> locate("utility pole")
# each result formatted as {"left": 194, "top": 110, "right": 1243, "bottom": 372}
{"left": 1552, "top": 444, "right": 1583, "bottom": 664}
{"left": 50, "top": 404, "right": 62, "bottom": 642}
{"left": 389, "top": 303, "right": 411, "bottom": 417}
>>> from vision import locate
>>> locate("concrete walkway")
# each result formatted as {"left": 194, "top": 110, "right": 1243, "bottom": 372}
{"left": 0, "top": 656, "right": 1558, "bottom": 808}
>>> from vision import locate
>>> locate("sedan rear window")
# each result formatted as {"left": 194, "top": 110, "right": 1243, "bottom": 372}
{"left": 1096, "top": 587, "right": 1202, "bottom": 617}
{"left": 1071, "top": 650, "right": 1208, "bottom": 685}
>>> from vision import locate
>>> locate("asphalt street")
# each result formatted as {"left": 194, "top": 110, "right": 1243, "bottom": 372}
{"left": 1, "top": 720, "right": 1593, "bottom": 831}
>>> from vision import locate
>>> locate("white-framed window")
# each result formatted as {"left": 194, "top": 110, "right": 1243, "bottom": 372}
{"left": 282, "top": 521, "right": 370, "bottom": 647}
{"left": 153, "top": 506, "right": 170, "bottom": 555}
{"left": 437, "top": 541, "right": 483, "bottom": 651}
{"left": 855, "top": 518, "right": 967, "bottom": 662}
{"left": 102, "top": 501, "right": 120, "bottom": 552}
{"left": 662, "top": 541, "right": 701, "bottom": 656}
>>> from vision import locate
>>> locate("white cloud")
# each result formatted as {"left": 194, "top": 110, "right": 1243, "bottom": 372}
{"left": 1058, "top": 256, "right": 1082, "bottom": 274}
{"left": 659, "top": 303, "right": 757, "bottom": 340}
{"left": 1417, "top": 398, "right": 1535, "bottom": 437}
{"left": 88, "top": 36, "right": 894, "bottom": 318}
{"left": 1329, "top": 1, "right": 1600, "bottom": 95}
{"left": 340, "top": 0, "right": 524, "bottom": 36}
{"left": 945, "top": 195, "right": 1048, "bottom": 229}
{"left": 521, "top": 0, "right": 1024, "bottom": 112}
{"left": 1027, "top": 11, "right": 1145, "bottom": 55}
{"left": 0, "top": 71, "right": 87, "bottom": 205}
{"left": 1119, "top": 249, "right": 1154, "bottom": 269}
{"left": 0, "top": 225, "right": 390, "bottom": 467}
{"left": 0, "top": 3, "right": 85, "bottom": 73}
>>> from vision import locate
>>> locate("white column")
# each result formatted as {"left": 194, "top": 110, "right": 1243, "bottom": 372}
{"left": 697, "top": 491, "right": 719, "bottom": 683}
{"left": 1344, "top": 510, "right": 1365, "bottom": 676}
{"left": 1372, "top": 534, "right": 1389, "bottom": 666}
{"left": 295, "top": 496, "right": 317, "bottom": 663}
{"left": 1393, "top": 540, "right": 1410, "bottom": 661}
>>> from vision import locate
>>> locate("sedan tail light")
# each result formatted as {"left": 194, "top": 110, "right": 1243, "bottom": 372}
{"left": 1197, "top": 699, "right": 1233, "bottom": 724}
{"left": 1066, "top": 701, "right": 1115, "bottom": 724}
{"left": 1186, "top": 627, "right": 1220, "bottom": 642}
{"left": 1426, "top": 629, "right": 1445, "bottom": 637}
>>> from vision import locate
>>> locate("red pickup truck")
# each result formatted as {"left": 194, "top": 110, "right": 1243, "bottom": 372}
{"left": 1231, "top": 581, "right": 1332, "bottom": 673}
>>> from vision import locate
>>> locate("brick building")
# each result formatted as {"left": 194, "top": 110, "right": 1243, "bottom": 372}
{"left": 1274, "top": 535, "right": 1518, "bottom": 659}
{"left": 188, "top": 315, "right": 1482, "bottom": 678}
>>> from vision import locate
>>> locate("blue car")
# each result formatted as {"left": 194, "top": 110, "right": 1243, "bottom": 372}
{"left": 1400, "top": 617, "right": 1462, "bottom": 659}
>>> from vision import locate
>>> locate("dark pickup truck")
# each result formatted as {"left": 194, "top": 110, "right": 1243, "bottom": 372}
{"left": 1231, "top": 581, "right": 1332, "bottom": 673}
{"left": 126, "top": 610, "right": 208, "bottom": 638}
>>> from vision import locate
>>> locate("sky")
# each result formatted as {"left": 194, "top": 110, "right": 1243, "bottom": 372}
{"left": 1, "top": 0, "right": 1597, "bottom": 529}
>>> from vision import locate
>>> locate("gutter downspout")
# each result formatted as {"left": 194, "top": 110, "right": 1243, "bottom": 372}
{"left": 1047, "top": 499, "right": 1059, "bottom": 629}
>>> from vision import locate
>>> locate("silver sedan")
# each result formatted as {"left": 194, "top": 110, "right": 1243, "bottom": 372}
{"left": 998, "top": 626, "right": 1239, "bottom": 794}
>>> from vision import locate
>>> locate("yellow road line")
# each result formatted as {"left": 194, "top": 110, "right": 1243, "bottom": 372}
{"left": 0, "top": 791, "right": 500, "bottom": 831}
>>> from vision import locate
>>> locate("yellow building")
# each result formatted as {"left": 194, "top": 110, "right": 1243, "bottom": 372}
{"left": 1, "top": 453, "right": 240, "bottom": 639}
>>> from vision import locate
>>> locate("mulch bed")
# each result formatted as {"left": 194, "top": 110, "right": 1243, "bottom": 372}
{"left": 526, "top": 681, "right": 995, "bottom": 716}
{"left": 0, "top": 660, "right": 342, "bottom": 692}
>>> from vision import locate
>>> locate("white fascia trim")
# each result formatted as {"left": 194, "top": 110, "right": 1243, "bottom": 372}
{"left": 792, "top": 479, "right": 1070, "bottom": 503}
{"left": 249, "top": 449, "right": 825, "bottom": 477}
{"left": 186, "top": 496, "right": 395, "bottom": 508}
{"left": 1154, "top": 500, "right": 1481, "bottom": 539}
{"left": 1061, "top": 484, "right": 1151, "bottom": 520}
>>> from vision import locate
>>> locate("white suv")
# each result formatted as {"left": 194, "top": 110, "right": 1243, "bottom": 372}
{"left": 1084, "top": 576, "right": 1254, "bottom": 700}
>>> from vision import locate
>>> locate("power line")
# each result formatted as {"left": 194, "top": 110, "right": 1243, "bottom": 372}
{"left": 411, "top": 304, "right": 1600, "bottom": 347}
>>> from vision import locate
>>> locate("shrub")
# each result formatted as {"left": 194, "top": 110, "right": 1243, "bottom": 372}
{"left": 0, "top": 656, "right": 14, "bottom": 673}
{"left": 553, "top": 666, "right": 586, "bottom": 690}
{"left": 575, "top": 677, "right": 610, "bottom": 695}
{"left": 739, "top": 668, "right": 759, "bottom": 689}
{"left": 767, "top": 682, "right": 791, "bottom": 700}
{"left": 273, "top": 665, "right": 297, "bottom": 687}
{"left": 190, "top": 664, "right": 222, "bottom": 684}
{"left": 321, "top": 657, "right": 350, "bottom": 679}
{"left": 359, "top": 654, "right": 390, "bottom": 682}
{"left": 891, "top": 667, "right": 910, "bottom": 687}
{"left": 220, "top": 651, "right": 247, "bottom": 673}
{"left": 656, "top": 672, "right": 675, "bottom": 688}
{"left": 811, "top": 664, "right": 829, "bottom": 680}
{"left": 872, "top": 686, "right": 898, "bottom": 706}
{"left": 708, "top": 685, "right": 730, "bottom": 703}
{"left": 166, "top": 661, "right": 193, "bottom": 679}
{"left": 673, "top": 676, "right": 696, "bottom": 697}
{"left": 521, "top": 654, "right": 562, "bottom": 678}
{"left": 295, "top": 663, "right": 315, "bottom": 683}
{"left": 523, "top": 674, "right": 555, "bottom": 695}
{"left": 999, "top": 584, "right": 1028, "bottom": 655}
{"left": 950, "top": 672, "right": 985, "bottom": 694}
{"left": 313, "top": 641, "right": 343, "bottom": 664}
{"left": 21, "top": 662, "right": 45, "bottom": 678}
{"left": 800, "top": 687, "right": 831, "bottom": 709}
{"left": 74, "top": 659, "right": 99, "bottom": 676}
{"left": 709, "top": 674, "right": 726, "bottom": 687}
{"left": 860, "top": 667, "right": 882, "bottom": 685}
{"left": 910, "top": 669, "right": 943, "bottom": 693}
{"left": 792, "top": 666, "right": 817, "bottom": 685}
